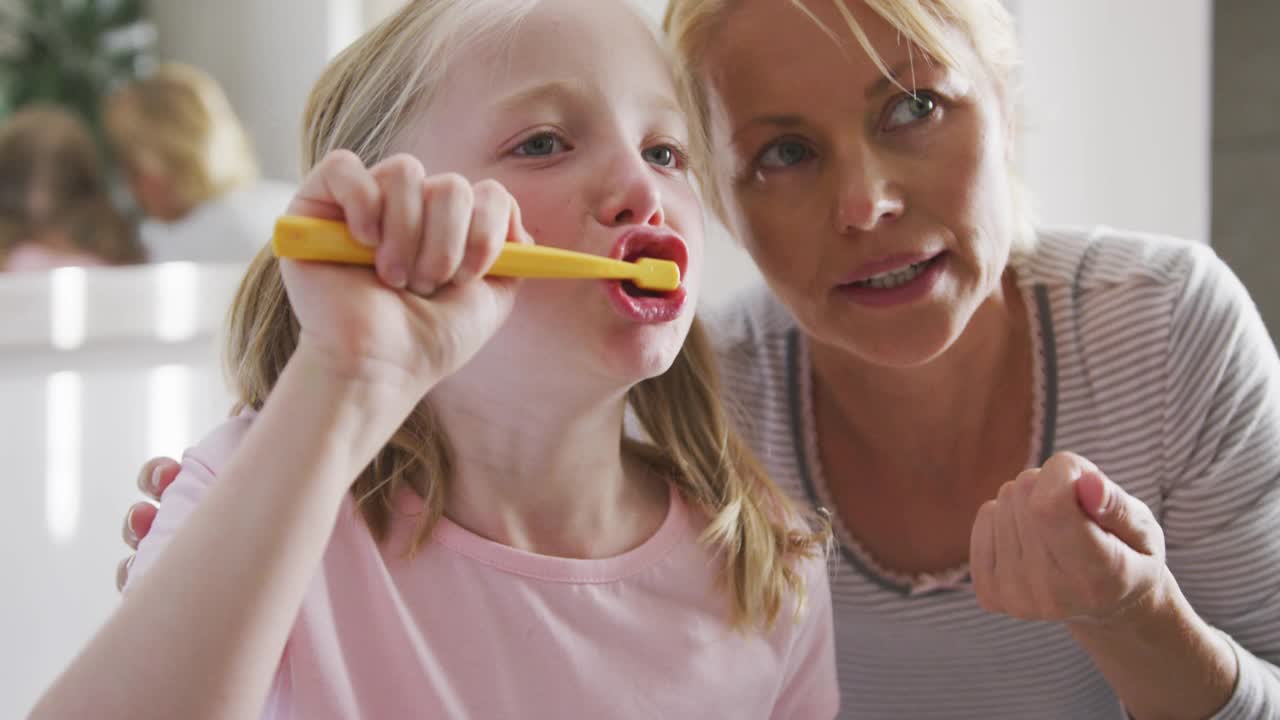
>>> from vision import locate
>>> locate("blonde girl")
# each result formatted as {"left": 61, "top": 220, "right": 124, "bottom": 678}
{"left": 32, "top": 1, "right": 836, "bottom": 718}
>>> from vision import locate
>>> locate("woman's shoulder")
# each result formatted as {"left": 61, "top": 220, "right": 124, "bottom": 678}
{"left": 1023, "top": 226, "right": 1253, "bottom": 330}
{"left": 1019, "top": 225, "right": 1223, "bottom": 297}
{"left": 702, "top": 282, "right": 797, "bottom": 357}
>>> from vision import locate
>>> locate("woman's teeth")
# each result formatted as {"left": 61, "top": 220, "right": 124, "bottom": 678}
{"left": 852, "top": 259, "right": 931, "bottom": 289}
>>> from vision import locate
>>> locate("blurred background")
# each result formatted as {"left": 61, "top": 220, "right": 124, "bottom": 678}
{"left": 1, "top": 0, "right": 1275, "bottom": 715}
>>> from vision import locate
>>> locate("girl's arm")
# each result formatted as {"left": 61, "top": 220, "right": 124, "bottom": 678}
{"left": 31, "top": 151, "right": 527, "bottom": 720}
{"left": 30, "top": 342, "right": 425, "bottom": 720}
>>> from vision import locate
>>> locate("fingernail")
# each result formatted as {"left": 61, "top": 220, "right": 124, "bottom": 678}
{"left": 385, "top": 266, "right": 408, "bottom": 289}
{"left": 411, "top": 281, "right": 437, "bottom": 297}
{"left": 149, "top": 466, "right": 163, "bottom": 494}
{"left": 124, "top": 506, "right": 138, "bottom": 541}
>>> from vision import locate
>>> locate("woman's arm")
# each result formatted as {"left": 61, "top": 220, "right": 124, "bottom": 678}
{"left": 30, "top": 342, "right": 425, "bottom": 720}
{"left": 1143, "top": 244, "right": 1280, "bottom": 719}
{"left": 971, "top": 244, "right": 1280, "bottom": 720}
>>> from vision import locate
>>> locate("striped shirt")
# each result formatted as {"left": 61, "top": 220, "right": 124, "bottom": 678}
{"left": 708, "top": 226, "right": 1280, "bottom": 719}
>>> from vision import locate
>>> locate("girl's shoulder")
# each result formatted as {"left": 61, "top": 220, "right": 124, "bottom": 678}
{"left": 180, "top": 410, "right": 257, "bottom": 481}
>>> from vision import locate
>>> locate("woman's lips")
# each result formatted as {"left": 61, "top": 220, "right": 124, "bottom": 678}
{"left": 841, "top": 251, "right": 944, "bottom": 284}
{"left": 835, "top": 252, "right": 948, "bottom": 309}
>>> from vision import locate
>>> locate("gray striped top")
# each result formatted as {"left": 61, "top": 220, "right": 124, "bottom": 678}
{"left": 708, "top": 227, "right": 1280, "bottom": 719}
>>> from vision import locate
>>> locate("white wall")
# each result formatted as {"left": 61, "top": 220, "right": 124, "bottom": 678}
{"left": 1, "top": 265, "right": 243, "bottom": 718}
{"left": 149, "top": 0, "right": 363, "bottom": 182}
{"left": 1016, "top": 0, "right": 1212, "bottom": 242}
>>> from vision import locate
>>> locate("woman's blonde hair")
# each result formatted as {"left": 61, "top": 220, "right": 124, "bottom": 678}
{"left": 225, "top": 0, "right": 826, "bottom": 631}
{"left": 664, "top": 0, "right": 1036, "bottom": 250}
{"left": 0, "top": 105, "right": 143, "bottom": 264}
{"left": 103, "top": 63, "right": 259, "bottom": 216}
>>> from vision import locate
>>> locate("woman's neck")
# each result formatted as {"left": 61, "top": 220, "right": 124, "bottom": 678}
{"left": 428, "top": 370, "right": 669, "bottom": 559}
{"left": 809, "top": 268, "right": 1033, "bottom": 491}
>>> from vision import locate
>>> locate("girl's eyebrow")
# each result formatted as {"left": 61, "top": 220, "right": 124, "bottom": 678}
{"left": 495, "top": 79, "right": 685, "bottom": 124}
{"left": 494, "top": 79, "right": 590, "bottom": 113}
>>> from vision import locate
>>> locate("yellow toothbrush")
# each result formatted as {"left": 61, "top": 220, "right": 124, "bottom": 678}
{"left": 271, "top": 216, "right": 681, "bottom": 292}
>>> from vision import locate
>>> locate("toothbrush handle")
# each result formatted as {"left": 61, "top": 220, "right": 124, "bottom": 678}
{"left": 487, "top": 243, "right": 633, "bottom": 280}
{"left": 272, "top": 216, "right": 637, "bottom": 281}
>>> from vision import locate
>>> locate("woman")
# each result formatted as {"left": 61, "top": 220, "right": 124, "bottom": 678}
{"left": 120, "top": 0, "right": 1279, "bottom": 717}
{"left": 103, "top": 62, "right": 295, "bottom": 264}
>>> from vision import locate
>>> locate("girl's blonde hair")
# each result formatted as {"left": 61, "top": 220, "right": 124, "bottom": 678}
{"left": 103, "top": 63, "right": 259, "bottom": 216}
{"left": 225, "top": 0, "right": 826, "bottom": 631}
{"left": 0, "top": 105, "right": 143, "bottom": 264}
{"left": 664, "top": 0, "right": 1036, "bottom": 251}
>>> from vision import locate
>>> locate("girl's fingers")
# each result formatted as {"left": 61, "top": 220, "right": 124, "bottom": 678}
{"left": 370, "top": 155, "right": 428, "bottom": 289}
{"left": 292, "top": 150, "right": 384, "bottom": 248}
{"left": 454, "top": 180, "right": 515, "bottom": 286}
{"left": 411, "top": 173, "right": 473, "bottom": 296}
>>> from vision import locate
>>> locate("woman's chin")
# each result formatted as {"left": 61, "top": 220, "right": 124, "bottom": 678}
{"left": 824, "top": 313, "right": 964, "bottom": 369}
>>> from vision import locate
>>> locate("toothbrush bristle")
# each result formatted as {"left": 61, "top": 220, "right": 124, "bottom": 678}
{"left": 633, "top": 258, "right": 681, "bottom": 292}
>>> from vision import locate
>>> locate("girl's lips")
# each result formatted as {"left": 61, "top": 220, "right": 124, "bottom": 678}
{"left": 605, "top": 281, "right": 688, "bottom": 323}
{"left": 603, "top": 228, "right": 690, "bottom": 324}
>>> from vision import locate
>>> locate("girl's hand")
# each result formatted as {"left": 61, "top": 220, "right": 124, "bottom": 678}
{"left": 969, "top": 451, "right": 1169, "bottom": 624}
{"left": 281, "top": 150, "right": 529, "bottom": 392}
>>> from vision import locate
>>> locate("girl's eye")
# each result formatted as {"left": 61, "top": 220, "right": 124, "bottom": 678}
{"left": 513, "top": 133, "right": 566, "bottom": 157}
{"left": 757, "top": 141, "right": 812, "bottom": 170}
{"left": 642, "top": 144, "right": 684, "bottom": 169}
{"left": 884, "top": 92, "right": 937, "bottom": 130}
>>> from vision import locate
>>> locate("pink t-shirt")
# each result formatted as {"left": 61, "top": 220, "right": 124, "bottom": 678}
{"left": 128, "top": 415, "right": 839, "bottom": 719}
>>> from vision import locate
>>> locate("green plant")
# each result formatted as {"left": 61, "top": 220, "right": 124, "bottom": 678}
{"left": 0, "top": 0, "right": 155, "bottom": 132}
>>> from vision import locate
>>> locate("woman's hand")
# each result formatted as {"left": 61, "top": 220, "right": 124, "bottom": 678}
{"left": 116, "top": 456, "right": 180, "bottom": 592}
{"left": 282, "top": 150, "right": 529, "bottom": 394}
{"left": 969, "top": 451, "right": 1169, "bottom": 624}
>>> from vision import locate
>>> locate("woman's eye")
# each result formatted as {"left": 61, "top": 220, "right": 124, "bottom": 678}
{"left": 757, "top": 141, "right": 812, "bottom": 170}
{"left": 514, "top": 133, "right": 565, "bottom": 157}
{"left": 642, "top": 144, "right": 682, "bottom": 168}
{"left": 884, "top": 93, "right": 937, "bottom": 130}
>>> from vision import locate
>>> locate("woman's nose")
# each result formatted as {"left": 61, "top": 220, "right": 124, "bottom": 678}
{"left": 833, "top": 151, "right": 904, "bottom": 234}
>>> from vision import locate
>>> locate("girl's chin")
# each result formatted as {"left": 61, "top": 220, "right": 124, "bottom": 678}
{"left": 600, "top": 329, "right": 688, "bottom": 383}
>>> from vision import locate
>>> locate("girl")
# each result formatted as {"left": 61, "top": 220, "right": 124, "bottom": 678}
{"left": 0, "top": 105, "right": 143, "bottom": 271}
{"left": 32, "top": 0, "right": 836, "bottom": 718}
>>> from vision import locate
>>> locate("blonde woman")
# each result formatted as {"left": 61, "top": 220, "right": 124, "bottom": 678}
{"left": 0, "top": 105, "right": 143, "bottom": 270}
{"left": 657, "top": 1, "right": 1278, "bottom": 718}
{"left": 103, "top": 63, "right": 295, "bottom": 264}
{"left": 33, "top": 0, "right": 837, "bottom": 718}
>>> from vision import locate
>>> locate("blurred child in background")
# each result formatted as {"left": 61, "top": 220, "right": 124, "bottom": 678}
{"left": 0, "top": 105, "right": 143, "bottom": 272}
{"left": 103, "top": 63, "right": 295, "bottom": 265}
